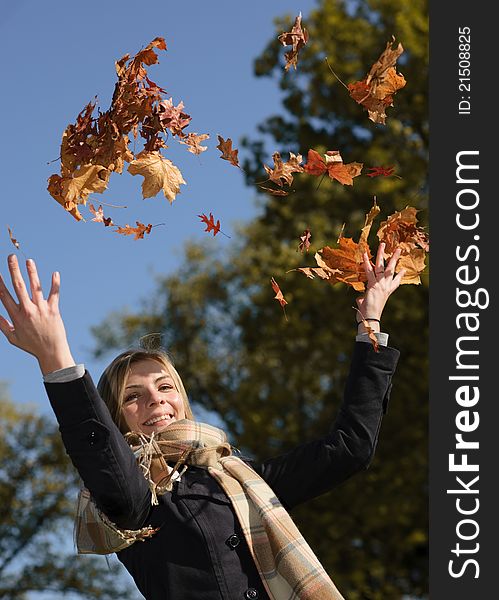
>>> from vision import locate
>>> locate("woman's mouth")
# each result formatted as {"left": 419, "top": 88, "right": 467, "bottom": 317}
{"left": 143, "top": 413, "right": 174, "bottom": 427}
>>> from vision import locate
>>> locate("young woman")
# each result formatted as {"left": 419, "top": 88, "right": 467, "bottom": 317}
{"left": 0, "top": 247, "right": 404, "bottom": 600}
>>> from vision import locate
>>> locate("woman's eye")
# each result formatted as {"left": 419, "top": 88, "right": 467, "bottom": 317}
{"left": 159, "top": 385, "right": 174, "bottom": 392}
{"left": 124, "top": 393, "right": 139, "bottom": 403}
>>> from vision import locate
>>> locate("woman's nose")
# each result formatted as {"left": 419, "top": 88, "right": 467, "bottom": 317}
{"left": 147, "top": 391, "right": 165, "bottom": 406}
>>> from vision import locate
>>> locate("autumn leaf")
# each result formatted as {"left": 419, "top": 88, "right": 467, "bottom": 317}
{"left": 297, "top": 228, "right": 311, "bottom": 253}
{"left": 179, "top": 132, "right": 209, "bottom": 155}
{"left": 353, "top": 308, "right": 380, "bottom": 352}
{"left": 257, "top": 184, "right": 290, "bottom": 196}
{"left": 89, "top": 203, "right": 114, "bottom": 226}
{"left": 278, "top": 12, "right": 309, "bottom": 71}
{"left": 115, "top": 221, "right": 152, "bottom": 240}
{"left": 127, "top": 151, "right": 186, "bottom": 203}
{"left": 263, "top": 152, "right": 304, "bottom": 188}
{"left": 304, "top": 149, "right": 363, "bottom": 185}
{"left": 158, "top": 98, "right": 192, "bottom": 137}
{"left": 366, "top": 166, "right": 397, "bottom": 177}
{"left": 216, "top": 135, "right": 240, "bottom": 167}
{"left": 348, "top": 37, "right": 406, "bottom": 124}
{"left": 198, "top": 212, "right": 221, "bottom": 237}
{"left": 7, "top": 227, "right": 20, "bottom": 250}
{"left": 270, "top": 277, "right": 288, "bottom": 320}
{"left": 376, "top": 206, "right": 429, "bottom": 284}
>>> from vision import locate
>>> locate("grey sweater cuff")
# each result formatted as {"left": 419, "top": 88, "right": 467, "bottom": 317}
{"left": 355, "top": 332, "right": 389, "bottom": 346}
{"left": 43, "top": 364, "right": 86, "bottom": 383}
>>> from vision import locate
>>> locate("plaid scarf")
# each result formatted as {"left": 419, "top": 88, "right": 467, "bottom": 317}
{"left": 76, "top": 419, "right": 344, "bottom": 600}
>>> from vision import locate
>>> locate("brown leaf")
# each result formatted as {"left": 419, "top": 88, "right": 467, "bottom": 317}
{"left": 278, "top": 13, "right": 309, "bottom": 71}
{"left": 264, "top": 152, "right": 304, "bottom": 187}
{"left": 348, "top": 37, "right": 406, "bottom": 124}
{"left": 179, "top": 132, "right": 209, "bottom": 155}
{"left": 270, "top": 277, "right": 288, "bottom": 320}
{"left": 304, "top": 149, "right": 363, "bottom": 185}
{"left": 158, "top": 98, "right": 192, "bottom": 137}
{"left": 127, "top": 151, "right": 186, "bottom": 203}
{"left": 216, "top": 135, "right": 240, "bottom": 167}
{"left": 257, "top": 184, "right": 290, "bottom": 196}
{"left": 7, "top": 226, "right": 20, "bottom": 250}
{"left": 297, "top": 228, "right": 311, "bottom": 253}
{"left": 115, "top": 221, "right": 152, "bottom": 240}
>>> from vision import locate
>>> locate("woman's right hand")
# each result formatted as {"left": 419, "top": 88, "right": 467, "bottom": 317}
{"left": 0, "top": 254, "right": 76, "bottom": 375}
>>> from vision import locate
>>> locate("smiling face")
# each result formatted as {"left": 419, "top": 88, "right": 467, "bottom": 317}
{"left": 121, "top": 359, "right": 186, "bottom": 434}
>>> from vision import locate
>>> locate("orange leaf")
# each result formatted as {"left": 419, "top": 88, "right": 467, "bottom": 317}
{"left": 304, "top": 149, "right": 362, "bottom": 185}
{"left": 115, "top": 221, "right": 152, "bottom": 240}
{"left": 348, "top": 37, "right": 406, "bottom": 124}
{"left": 263, "top": 151, "right": 304, "bottom": 187}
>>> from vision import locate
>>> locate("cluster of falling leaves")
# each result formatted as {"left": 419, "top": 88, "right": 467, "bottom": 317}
{"left": 7, "top": 15, "right": 421, "bottom": 349}
{"left": 269, "top": 200, "right": 429, "bottom": 329}
{"left": 42, "top": 20, "right": 406, "bottom": 236}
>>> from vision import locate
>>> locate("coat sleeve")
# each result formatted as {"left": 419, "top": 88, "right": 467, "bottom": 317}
{"left": 252, "top": 341, "right": 400, "bottom": 509}
{"left": 44, "top": 372, "right": 152, "bottom": 529}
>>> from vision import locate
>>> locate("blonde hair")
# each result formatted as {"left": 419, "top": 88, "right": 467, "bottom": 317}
{"left": 97, "top": 349, "right": 194, "bottom": 434}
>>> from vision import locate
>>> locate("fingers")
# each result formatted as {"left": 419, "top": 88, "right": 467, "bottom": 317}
{"left": 0, "top": 270, "right": 19, "bottom": 318}
{"left": 47, "top": 271, "right": 61, "bottom": 310}
{"left": 362, "top": 251, "right": 377, "bottom": 286}
{"left": 26, "top": 259, "right": 45, "bottom": 305}
{"left": 385, "top": 247, "right": 402, "bottom": 276}
{"left": 374, "top": 242, "right": 386, "bottom": 275}
{"left": 7, "top": 254, "right": 31, "bottom": 307}
{"left": 0, "top": 313, "right": 15, "bottom": 341}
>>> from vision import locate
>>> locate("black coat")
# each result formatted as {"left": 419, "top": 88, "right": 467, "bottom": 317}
{"left": 45, "top": 342, "right": 400, "bottom": 600}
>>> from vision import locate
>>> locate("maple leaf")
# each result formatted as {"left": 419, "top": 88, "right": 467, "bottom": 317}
{"left": 89, "top": 203, "right": 114, "bottom": 226}
{"left": 270, "top": 277, "right": 288, "bottom": 320}
{"left": 264, "top": 152, "right": 304, "bottom": 187}
{"left": 297, "top": 228, "right": 311, "bottom": 253}
{"left": 179, "top": 132, "right": 209, "bottom": 155}
{"left": 278, "top": 12, "right": 309, "bottom": 71}
{"left": 348, "top": 37, "right": 406, "bottom": 124}
{"left": 295, "top": 200, "right": 381, "bottom": 291}
{"left": 127, "top": 151, "right": 186, "bottom": 203}
{"left": 198, "top": 213, "right": 221, "bottom": 237}
{"left": 366, "top": 166, "right": 396, "bottom": 177}
{"left": 216, "top": 135, "right": 240, "bottom": 167}
{"left": 115, "top": 221, "right": 152, "bottom": 240}
{"left": 304, "top": 149, "right": 363, "bottom": 185}
{"left": 158, "top": 98, "right": 192, "bottom": 137}
{"left": 7, "top": 226, "right": 20, "bottom": 250}
{"left": 376, "top": 206, "right": 429, "bottom": 284}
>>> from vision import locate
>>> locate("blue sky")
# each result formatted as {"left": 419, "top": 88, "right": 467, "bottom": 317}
{"left": 0, "top": 0, "right": 315, "bottom": 417}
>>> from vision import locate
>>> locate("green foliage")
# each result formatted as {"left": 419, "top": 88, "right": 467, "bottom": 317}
{"left": 0, "top": 390, "right": 140, "bottom": 599}
{"left": 92, "top": 1, "right": 428, "bottom": 597}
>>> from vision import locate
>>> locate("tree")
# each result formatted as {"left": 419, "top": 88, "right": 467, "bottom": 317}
{"left": 0, "top": 387, "right": 140, "bottom": 599}
{"left": 92, "top": 1, "right": 428, "bottom": 597}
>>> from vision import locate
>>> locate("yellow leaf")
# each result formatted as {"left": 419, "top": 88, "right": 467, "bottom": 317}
{"left": 127, "top": 151, "right": 186, "bottom": 203}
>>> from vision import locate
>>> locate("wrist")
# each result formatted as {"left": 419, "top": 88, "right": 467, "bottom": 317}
{"left": 357, "top": 319, "right": 381, "bottom": 334}
{"left": 37, "top": 351, "right": 76, "bottom": 376}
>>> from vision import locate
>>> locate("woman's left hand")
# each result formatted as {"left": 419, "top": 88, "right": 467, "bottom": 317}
{"left": 356, "top": 243, "right": 406, "bottom": 333}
